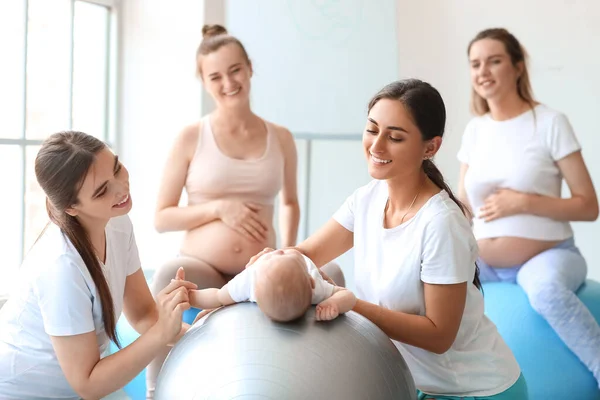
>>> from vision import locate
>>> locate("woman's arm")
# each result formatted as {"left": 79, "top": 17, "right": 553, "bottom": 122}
{"left": 524, "top": 151, "right": 598, "bottom": 221}
{"left": 246, "top": 213, "right": 353, "bottom": 271}
{"left": 480, "top": 151, "right": 599, "bottom": 222}
{"left": 122, "top": 268, "right": 190, "bottom": 344}
{"left": 297, "top": 219, "right": 354, "bottom": 268}
{"left": 51, "top": 328, "right": 165, "bottom": 399}
{"left": 458, "top": 163, "right": 473, "bottom": 216}
{"left": 122, "top": 269, "right": 158, "bottom": 334}
{"left": 353, "top": 282, "right": 467, "bottom": 354}
{"left": 154, "top": 123, "right": 222, "bottom": 233}
{"left": 50, "top": 279, "right": 194, "bottom": 399}
{"left": 276, "top": 127, "right": 300, "bottom": 247}
{"left": 121, "top": 268, "right": 189, "bottom": 345}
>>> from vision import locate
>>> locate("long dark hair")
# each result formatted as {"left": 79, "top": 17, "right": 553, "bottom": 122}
{"left": 368, "top": 79, "right": 482, "bottom": 290}
{"left": 35, "top": 131, "right": 120, "bottom": 347}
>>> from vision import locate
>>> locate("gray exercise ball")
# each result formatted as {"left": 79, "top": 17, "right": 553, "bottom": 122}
{"left": 155, "top": 302, "right": 416, "bottom": 399}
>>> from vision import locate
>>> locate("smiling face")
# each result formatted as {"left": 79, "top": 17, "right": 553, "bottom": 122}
{"left": 469, "top": 38, "right": 522, "bottom": 103}
{"left": 363, "top": 98, "right": 432, "bottom": 182}
{"left": 66, "top": 147, "right": 132, "bottom": 224}
{"left": 199, "top": 43, "right": 253, "bottom": 109}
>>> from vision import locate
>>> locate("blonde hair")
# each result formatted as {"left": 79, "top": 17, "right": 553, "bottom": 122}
{"left": 467, "top": 28, "right": 536, "bottom": 116}
{"left": 196, "top": 24, "right": 250, "bottom": 77}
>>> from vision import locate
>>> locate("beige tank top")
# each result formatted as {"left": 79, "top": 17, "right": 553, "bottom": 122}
{"left": 185, "top": 116, "right": 284, "bottom": 205}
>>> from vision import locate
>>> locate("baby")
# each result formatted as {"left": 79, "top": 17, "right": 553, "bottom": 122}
{"left": 189, "top": 248, "right": 356, "bottom": 322}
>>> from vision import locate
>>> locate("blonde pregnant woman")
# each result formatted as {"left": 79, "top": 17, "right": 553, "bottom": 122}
{"left": 147, "top": 24, "right": 343, "bottom": 398}
{"left": 459, "top": 28, "right": 600, "bottom": 388}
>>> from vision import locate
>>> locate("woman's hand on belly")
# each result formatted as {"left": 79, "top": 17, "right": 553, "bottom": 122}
{"left": 216, "top": 200, "right": 269, "bottom": 242}
{"left": 479, "top": 189, "right": 529, "bottom": 222}
{"left": 181, "top": 207, "right": 276, "bottom": 276}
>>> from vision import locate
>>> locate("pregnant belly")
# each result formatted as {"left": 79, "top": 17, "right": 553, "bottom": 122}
{"left": 180, "top": 217, "right": 276, "bottom": 276}
{"left": 478, "top": 237, "right": 562, "bottom": 267}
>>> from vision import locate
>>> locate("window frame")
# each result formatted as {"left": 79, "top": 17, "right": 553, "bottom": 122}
{"left": 0, "top": 0, "right": 120, "bottom": 301}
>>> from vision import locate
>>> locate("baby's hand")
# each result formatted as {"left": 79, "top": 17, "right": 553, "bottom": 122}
{"left": 316, "top": 302, "right": 340, "bottom": 321}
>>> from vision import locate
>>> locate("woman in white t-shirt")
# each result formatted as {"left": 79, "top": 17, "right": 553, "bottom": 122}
{"left": 459, "top": 28, "right": 600, "bottom": 388}
{"left": 249, "top": 79, "right": 527, "bottom": 399}
{"left": 0, "top": 131, "right": 198, "bottom": 399}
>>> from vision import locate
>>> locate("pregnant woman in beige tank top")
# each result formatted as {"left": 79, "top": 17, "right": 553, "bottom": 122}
{"left": 146, "top": 25, "right": 344, "bottom": 397}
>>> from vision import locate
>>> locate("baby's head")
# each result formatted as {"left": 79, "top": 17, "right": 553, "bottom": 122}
{"left": 253, "top": 249, "right": 315, "bottom": 322}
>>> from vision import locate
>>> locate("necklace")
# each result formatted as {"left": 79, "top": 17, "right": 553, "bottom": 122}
{"left": 385, "top": 186, "right": 423, "bottom": 226}
{"left": 93, "top": 236, "right": 107, "bottom": 265}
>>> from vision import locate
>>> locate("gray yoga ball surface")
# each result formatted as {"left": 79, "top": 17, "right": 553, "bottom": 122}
{"left": 155, "top": 302, "right": 416, "bottom": 399}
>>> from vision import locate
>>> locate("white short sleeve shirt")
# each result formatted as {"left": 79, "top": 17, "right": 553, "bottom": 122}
{"left": 0, "top": 215, "right": 141, "bottom": 399}
{"left": 458, "top": 104, "right": 580, "bottom": 240}
{"left": 333, "top": 180, "right": 520, "bottom": 396}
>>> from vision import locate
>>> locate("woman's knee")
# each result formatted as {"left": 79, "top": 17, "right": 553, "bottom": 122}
{"left": 154, "top": 256, "right": 229, "bottom": 292}
{"left": 523, "top": 281, "right": 561, "bottom": 314}
{"left": 150, "top": 259, "right": 185, "bottom": 295}
{"left": 322, "top": 262, "right": 345, "bottom": 287}
{"left": 517, "top": 248, "right": 587, "bottom": 294}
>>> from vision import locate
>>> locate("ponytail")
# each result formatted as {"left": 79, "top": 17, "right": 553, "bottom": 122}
{"left": 46, "top": 199, "right": 121, "bottom": 348}
{"left": 423, "top": 160, "right": 482, "bottom": 290}
{"left": 367, "top": 80, "right": 482, "bottom": 291}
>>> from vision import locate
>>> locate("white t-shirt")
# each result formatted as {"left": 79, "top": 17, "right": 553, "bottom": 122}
{"left": 227, "top": 255, "right": 335, "bottom": 304}
{"left": 0, "top": 215, "right": 141, "bottom": 400}
{"left": 333, "top": 180, "right": 520, "bottom": 396}
{"left": 458, "top": 104, "right": 580, "bottom": 241}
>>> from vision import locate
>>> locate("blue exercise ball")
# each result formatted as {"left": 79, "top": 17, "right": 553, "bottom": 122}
{"left": 483, "top": 279, "right": 600, "bottom": 399}
{"left": 109, "top": 307, "right": 201, "bottom": 400}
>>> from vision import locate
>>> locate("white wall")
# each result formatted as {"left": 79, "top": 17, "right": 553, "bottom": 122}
{"left": 226, "top": 0, "right": 398, "bottom": 133}
{"left": 118, "top": 0, "right": 599, "bottom": 285}
{"left": 395, "top": 0, "right": 600, "bottom": 280}
{"left": 225, "top": 0, "right": 399, "bottom": 290}
{"left": 119, "top": 0, "right": 398, "bottom": 290}
{"left": 119, "top": 0, "right": 207, "bottom": 271}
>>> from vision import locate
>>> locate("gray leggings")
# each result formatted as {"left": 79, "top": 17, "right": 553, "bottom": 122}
{"left": 145, "top": 256, "right": 345, "bottom": 399}
{"left": 478, "top": 237, "right": 600, "bottom": 387}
